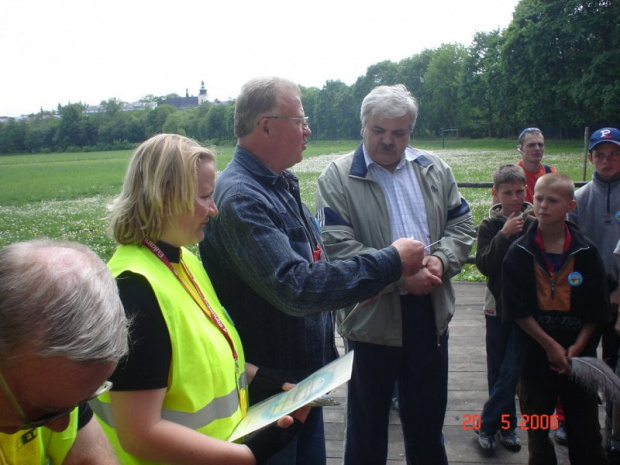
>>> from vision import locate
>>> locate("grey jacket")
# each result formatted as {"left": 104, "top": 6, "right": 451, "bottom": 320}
{"left": 316, "top": 144, "right": 476, "bottom": 345}
{"left": 568, "top": 172, "right": 619, "bottom": 290}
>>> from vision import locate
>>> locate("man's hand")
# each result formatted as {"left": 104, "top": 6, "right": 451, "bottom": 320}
{"left": 402, "top": 256, "right": 443, "bottom": 296}
{"left": 423, "top": 255, "right": 444, "bottom": 278}
{"left": 392, "top": 238, "right": 424, "bottom": 277}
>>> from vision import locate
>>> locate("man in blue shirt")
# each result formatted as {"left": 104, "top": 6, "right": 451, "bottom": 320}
{"left": 200, "top": 76, "right": 424, "bottom": 465}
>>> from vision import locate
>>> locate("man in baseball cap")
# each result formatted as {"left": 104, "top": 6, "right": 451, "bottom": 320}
{"left": 570, "top": 127, "right": 620, "bottom": 461}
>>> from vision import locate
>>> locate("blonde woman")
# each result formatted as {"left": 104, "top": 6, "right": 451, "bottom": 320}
{"left": 93, "top": 134, "right": 306, "bottom": 465}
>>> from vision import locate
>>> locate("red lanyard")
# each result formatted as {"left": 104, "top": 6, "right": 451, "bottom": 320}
{"left": 141, "top": 239, "right": 239, "bottom": 365}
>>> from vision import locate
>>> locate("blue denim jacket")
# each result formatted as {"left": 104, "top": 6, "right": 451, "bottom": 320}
{"left": 200, "top": 146, "right": 402, "bottom": 379}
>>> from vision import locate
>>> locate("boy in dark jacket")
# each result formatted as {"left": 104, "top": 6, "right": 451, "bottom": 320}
{"left": 475, "top": 164, "right": 535, "bottom": 453}
{"left": 503, "top": 173, "right": 610, "bottom": 464}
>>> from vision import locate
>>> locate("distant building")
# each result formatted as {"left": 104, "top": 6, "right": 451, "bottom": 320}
{"left": 123, "top": 101, "right": 157, "bottom": 111}
{"left": 84, "top": 101, "right": 156, "bottom": 114}
{"left": 212, "top": 98, "right": 233, "bottom": 106}
{"left": 198, "top": 81, "right": 208, "bottom": 105}
{"left": 163, "top": 81, "right": 209, "bottom": 110}
{"left": 81, "top": 81, "right": 212, "bottom": 114}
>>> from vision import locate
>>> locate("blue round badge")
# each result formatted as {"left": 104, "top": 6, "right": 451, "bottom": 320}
{"left": 568, "top": 272, "right": 583, "bottom": 287}
{"left": 615, "top": 211, "right": 620, "bottom": 223}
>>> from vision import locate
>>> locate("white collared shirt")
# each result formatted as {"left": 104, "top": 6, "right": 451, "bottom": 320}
{"left": 363, "top": 146, "right": 431, "bottom": 247}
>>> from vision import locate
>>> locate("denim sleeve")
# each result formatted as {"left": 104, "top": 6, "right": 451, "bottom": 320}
{"left": 208, "top": 192, "right": 402, "bottom": 315}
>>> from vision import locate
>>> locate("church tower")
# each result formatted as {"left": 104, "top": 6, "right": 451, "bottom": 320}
{"left": 198, "top": 81, "right": 208, "bottom": 105}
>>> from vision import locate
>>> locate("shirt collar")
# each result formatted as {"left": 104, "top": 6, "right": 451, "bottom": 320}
{"left": 235, "top": 145, "right": 298, "bottom": 187}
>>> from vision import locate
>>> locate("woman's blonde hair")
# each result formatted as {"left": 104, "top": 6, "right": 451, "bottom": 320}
{"left": 109, "top": 134, "right": 215, "bottom": 245}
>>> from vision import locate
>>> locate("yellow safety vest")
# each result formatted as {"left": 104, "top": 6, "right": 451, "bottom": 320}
{"left": 93, "top": 244, "right": 247, "bottom": 465}
{"left": 0, "top": 408, "right": 78, "bottom": 465}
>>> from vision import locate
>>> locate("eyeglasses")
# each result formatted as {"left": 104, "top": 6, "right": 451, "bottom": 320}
{"left": 0, "top": 371, "right": 112, "bottom": 430}
{"left": 260, "top": 115, "right": 310, "bottom": 128}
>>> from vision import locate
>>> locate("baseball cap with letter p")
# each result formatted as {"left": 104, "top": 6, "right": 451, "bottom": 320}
{"left": 589, "top": 127, "right": 620, "bottom": 151}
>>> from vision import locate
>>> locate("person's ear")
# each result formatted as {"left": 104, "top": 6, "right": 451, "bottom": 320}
{"left": 588, "top": 152, "right": 594, "bottom": 164}
{"left": 567, "top": 199, "right": 577, "bottom": 213}
{"left": 256, "top": 117, "right": 271, "bottom": 136}
{"left": 517, "top": 145, "right": 523, "bottom": 153}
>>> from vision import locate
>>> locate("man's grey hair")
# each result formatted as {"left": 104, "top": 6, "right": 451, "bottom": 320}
{"left": 234, "top": 76, "right": 300, "bottom": 138}
{"left": 0, "top": 240, "right": 128, "bottom": 366}
{"left": 361, "top": 84, "right": 419, "bottom": 131}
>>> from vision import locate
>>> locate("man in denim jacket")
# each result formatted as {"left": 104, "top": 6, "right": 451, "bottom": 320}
{"left": 200, "top": 77, "right": 424, "bottom": 465}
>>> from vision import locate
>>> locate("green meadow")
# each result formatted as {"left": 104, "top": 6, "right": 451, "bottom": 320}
{"left": 0, "top": 138, "right": 593, "bottom": 280}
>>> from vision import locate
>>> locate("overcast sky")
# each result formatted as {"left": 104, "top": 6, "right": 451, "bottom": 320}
{"left": 1, "top": 0, "right": 520, "bottom": 117}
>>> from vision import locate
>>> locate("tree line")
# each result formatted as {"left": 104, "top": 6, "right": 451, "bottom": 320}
{"left": 1, "top": 0, "right": 617, "bottom": 155}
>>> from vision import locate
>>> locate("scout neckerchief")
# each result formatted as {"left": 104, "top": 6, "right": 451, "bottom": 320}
{"left": 142, "top": 238, "right": 247, "bottom": 415}
{"left": 534, "top": 223, "right": 572, "bottom": 274}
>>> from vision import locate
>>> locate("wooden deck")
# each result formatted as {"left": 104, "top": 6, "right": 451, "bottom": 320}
{"left": 324, "top": 281, "right": 608, "bottom": 464}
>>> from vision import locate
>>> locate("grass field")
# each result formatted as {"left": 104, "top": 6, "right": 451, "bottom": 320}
{"left": 0, "top": 138, "right": 594, "bottom": 280}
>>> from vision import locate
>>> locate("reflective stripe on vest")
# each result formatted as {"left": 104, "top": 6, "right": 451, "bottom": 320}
{"left": 102, "top": 245, "right": 248, "bottom": 449}
{"left": 91, "top": 386, "right": 240, "bottom": 429}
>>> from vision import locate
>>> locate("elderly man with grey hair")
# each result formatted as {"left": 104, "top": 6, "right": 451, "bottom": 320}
{"left": 0, "top": 239, "right": 128, "bottom": 464}
{"left": 316, "top": 84, "right": 475, "bottom": 464}
{"left": 200, "top": 77, "right": 424, "bottom": 465}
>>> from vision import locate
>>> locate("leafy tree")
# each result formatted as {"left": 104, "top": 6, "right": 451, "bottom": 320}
{"left": 459, "top": 31, "right": 511, "bottom": 137}
{"left": 225, "top": 103, "right": 236, "bottom": 139}
{"left": 140, "top": 94, "right": 159, "bottom": 103}
{"left": 0, "top": 119, "right": 27, "bottom": 153}
{"left": 100, "top": 98, "right": 123, "bottom": 116}
{"left": 502, "top": 0, "right": 619, "bottom": 136}
{"left": 313, "top": 80, "right": 357, "bottom": 139}
{"left": 422, "top": 44, "right": 467, "bottom": 135}
{"left": 203, "top": 105, "right": 229, "bottom": 140}
{"left": 333, "top": 89, "right": 359, "bottom": 139}
{"left": 24, "top": 116, "right": 58, "bottom": 153}
{"left": 80, "top": 115, "right": 99, "bottom": 146}
{"left": 157, "top": 93, "right": 181, "bottom": 105}
{"left": 395, "top": 50, "right": 434, "bottom": 98}
{"left": 352, "top": 61, "right": 399, "bottom": 105}
{"left": 191, "top": 102, "right": 215, "bottom": 140}
{"left": 300, "top": 86, "right": 319, "bottom": 134}
{"left": 145, "top": 104, "right": 177, "bottom": 136}
{"left": 54, "top": 103, "right": 87, "bottom": 149}
{"left": 562, "top": 0, "right": 620, "bottom": 128}
{"left": 161, "top": 110, "right": 194, "bottom": 136}
{"left": 395, "top": 50, "right": 435, "bottom": 134}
